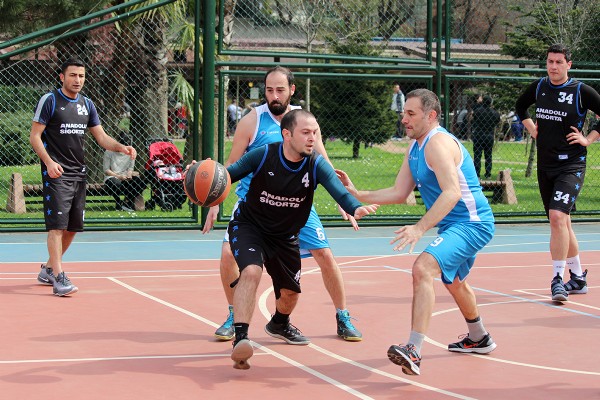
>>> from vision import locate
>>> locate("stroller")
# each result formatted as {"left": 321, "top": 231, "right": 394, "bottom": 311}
{"left": 144, "top": 139, "right": 187, "bottom": 212}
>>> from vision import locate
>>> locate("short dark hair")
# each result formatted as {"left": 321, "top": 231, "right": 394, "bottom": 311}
{"left": 406, "top": 88, "right": 442, "bottom": 121}
{"left": 281, "top": 109, "right": 314, "bottom": 133}
{"left": 60, "top": 57, "right": 86, "bottom": 74}
{"left": 547, "top": 43, "right": 571, "bottom": 62}
{"left": 482, "top": 95, "right": 493, "bottom": 107}
{"left": 264, "top": 65, "right": 294, "bottom": 87}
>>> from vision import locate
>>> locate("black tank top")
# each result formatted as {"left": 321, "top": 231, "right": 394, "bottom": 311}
{"left": 535, "top": 78, "right": 587, "bottom": 170}
{"left": 237, "top": 142, "right": 317, "bottom": 237}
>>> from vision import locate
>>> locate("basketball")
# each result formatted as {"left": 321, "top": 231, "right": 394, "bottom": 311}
{"left": 183, "top": 159, "right": 231, "bottom": 207}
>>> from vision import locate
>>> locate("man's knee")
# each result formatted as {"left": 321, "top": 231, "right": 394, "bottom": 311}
{"left": 309, "top": 247, "right": 337, "bottom": 270}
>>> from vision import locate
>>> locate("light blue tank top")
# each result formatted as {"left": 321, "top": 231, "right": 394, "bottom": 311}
{"left": 234, "top": 103, "right": 302, "bottom": 198}
{"left": 407, "top": 126, "right": 494, "bottom": 227}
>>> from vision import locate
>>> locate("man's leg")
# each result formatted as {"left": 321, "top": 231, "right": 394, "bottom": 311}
{"left": 231, "top": 265, "right": 261, "bottom": 369}
{"left": 445, "top": 277, "right": 496, "bottom": 354}
{"left": 387, "top": 252, "right": 439, "bottom": 376}
{"left": 302, "top": 210, "right": 362, "bottom": 341}
{"left": 265, "top": 288, "right": 310, "bottom": 345}
{"left": 46, "top": 229, "right": 76, "bottom": 276}
{"left": 472, "top": 140, "right": 483, "bottom": 177}
{"left": 215, "top": 241, "right": 239, "bottom": 340}
{"left": 310, "top": 248, "right": 345, "bottom": 310}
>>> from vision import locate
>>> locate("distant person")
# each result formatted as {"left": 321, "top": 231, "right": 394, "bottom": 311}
{"left": 391, "top": 83, "right": 405, "bottom": 139}
{"left": 103, "top": 132, "right": 146, "bottom": 211}
{"left": 227, "top": 99, "right": 242, "bottom": 137}
{"left": 30, "top": 58, "right": 136, "bottom": 296}
{"left": 515, "top": 43, "right": 600, "bottom": 302}
{"left": 471, "top": 95, "right": 500, "bottom": 179}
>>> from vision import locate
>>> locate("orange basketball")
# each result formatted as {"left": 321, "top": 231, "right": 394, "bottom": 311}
{"left": 183, "top": 160, "right": 231, "bottom": 207}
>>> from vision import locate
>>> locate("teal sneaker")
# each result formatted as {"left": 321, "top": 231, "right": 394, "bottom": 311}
{"left": 214, "top": 305, "right": 234, "bottom": 341}
{"left": 336, "top": 310, "right": 362, "bottom": 341}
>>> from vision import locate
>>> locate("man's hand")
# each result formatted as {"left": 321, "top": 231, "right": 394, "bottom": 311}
{"left": 353, "top": 204, "right": 378, "bottom": 220}
{"left": 335, "top": 169, "right": 358, "bottom": 196}
{"left": 45, "top": 160, "right": 63, "bottom": 178}
{"left": 337, "top": 204, "right": 359, "bottom": 231}
{"left": 202, "top": 205, "right": 219, "bottom": 234}
{"left": 567, "top": 126, "right": 592, "bottom": 146}
{"left": 390, "top": 224, "right": 425, "bottom": 254}
{"left": 121, "top": 145, "right": 137, "bottom": 160}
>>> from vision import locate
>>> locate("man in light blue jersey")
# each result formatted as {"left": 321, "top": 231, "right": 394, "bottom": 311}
{"left": 203, "top": 66, "right": 363, "bottom": 342}
{"left": 338, "top": 89, "right": 496, "bottom": 375}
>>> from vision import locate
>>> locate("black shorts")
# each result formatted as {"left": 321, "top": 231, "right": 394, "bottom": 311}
{"left": 228, "top": 220, "right": 301, "bottom": 299}
{"left": 43, "top": 178, "right": 86, "bottom": 232}
{"left": 537, "top": 164, "right": 586, "bottom": 217}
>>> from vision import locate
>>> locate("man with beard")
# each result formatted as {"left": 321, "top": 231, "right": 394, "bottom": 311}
{"left": 203, "top": 66, "right": 364, "bottom": 343}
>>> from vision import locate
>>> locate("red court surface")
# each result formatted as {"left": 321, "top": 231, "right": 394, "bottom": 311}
{"left": 1, "top": 243, "right": 599, "bottom": 400}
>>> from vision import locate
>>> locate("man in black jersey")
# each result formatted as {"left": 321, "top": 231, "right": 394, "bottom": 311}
{"left": 30, "top": 58, "right": 137, "bottom": 297}
{"left": 221, "top": 109, "right": 377, "bottom": 369}
{"left": 516, "top": 44, "right": 600, "bottom": 302}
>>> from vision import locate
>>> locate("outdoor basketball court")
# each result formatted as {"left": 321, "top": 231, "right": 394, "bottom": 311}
{"left": 1, "top": 224, "right": 599, "bottom": 399}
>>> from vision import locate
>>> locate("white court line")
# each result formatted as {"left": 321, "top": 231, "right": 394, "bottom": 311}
{"left": 514, "top": 289, "right": 600, "bottom": 311}
{"left": 257, "top": 286, "right": 477, "bottom": 400}
{"left": 0, "top": 353, "right": 244, "bottom": 365}
{"left": 108, "top": 278, "right": 374, "bottom": 400}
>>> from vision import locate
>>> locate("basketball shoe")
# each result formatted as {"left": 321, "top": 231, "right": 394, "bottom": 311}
{"left": 564, "top": 269, "right": 588, "bottom": 294}
{"left": 265, "top": 320, "right": 310, "bottom": 345}
{"left": 387, "top": 343, "right": 421, "bottom": 375}
{"left": 214, "top": 305, "right": 235, "bottom": 341}
{"left": 231, "top": 338, "right": 253, "bottom": 370}
{"left": 448, "top": 333, "right": 497, "bottom": 354}
{"left": 37, "top": 264, "right": 55, "bottom": 285}
{"left": 551, "top": 273, "right": 568, "bottom": 302}
{"left": 336, "top": 310, "right": 362, "bottom": 341}
{"left": 53, "top": 272, "right": 78, "bottom": 296}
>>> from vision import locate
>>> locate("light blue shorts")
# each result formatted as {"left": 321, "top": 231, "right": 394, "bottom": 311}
{"left": 424, "top": 222, "right": 494, "bottom": 284}
{"left": 224, "top": 201, "right": 330, "bottom": 258}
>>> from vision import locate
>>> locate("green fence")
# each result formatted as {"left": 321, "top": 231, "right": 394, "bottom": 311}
{"left": 2, "top": 0, "right": 600, "bottom": 231}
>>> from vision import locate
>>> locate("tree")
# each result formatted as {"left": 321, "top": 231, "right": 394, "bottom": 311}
{"left": 501, "top": 0, "right": 600, "bottom": 63}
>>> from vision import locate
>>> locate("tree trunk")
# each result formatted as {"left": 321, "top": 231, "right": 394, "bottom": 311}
{"left": 352, "top": 139, "right": 360, "bottom": 158}
{"left": 525, "top": 138, "right": 536, "bottom": 178}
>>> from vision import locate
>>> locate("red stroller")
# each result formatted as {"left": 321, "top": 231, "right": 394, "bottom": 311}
{"left": 144, "top": 139, "right": 187, "bottom": 211}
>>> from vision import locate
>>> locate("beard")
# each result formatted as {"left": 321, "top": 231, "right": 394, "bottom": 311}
{"left": 268, "top": 98, "right": 290, "bottom": 116}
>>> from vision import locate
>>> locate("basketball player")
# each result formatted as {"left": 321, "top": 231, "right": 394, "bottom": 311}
{"left": 203, "top": 66, "right": 364, "bottom": 342}
{"left": 516, "top": 44, "right": 600, "bottom": 302}
{"left": 337, "top": 89, "right": 496, "bottom": 376}
{"left": 224, "top": 109, "right": 377, "bottom": 369}
{"left": 30, "top": 58, "right": 136, "bottom": 296}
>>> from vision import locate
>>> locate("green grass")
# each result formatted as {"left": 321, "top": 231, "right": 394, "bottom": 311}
{"left": 3, "top": 137, "right": 600, "bottom": 227}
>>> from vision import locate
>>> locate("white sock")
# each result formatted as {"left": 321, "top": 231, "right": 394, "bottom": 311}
{"left": 566, "top": 255, "right": 583, "bottom": 276}
{"left": 553, "top": 260, "right": 566, "bottom": 279}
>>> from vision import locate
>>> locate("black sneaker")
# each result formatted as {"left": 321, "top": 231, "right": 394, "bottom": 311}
{"left": 551, "top": 273, "right": 568, "bottom": 302}
{"left": 264, "top": 320, "right": 310, "bottom": 345}
{"left": 564, "top": 269, "right": 588, "bottom": 294}
{"left": 37, "top": 264, "right": 55, "bottom": 285}
{"left": 53, "top": 272, "right": 78, "bottom": 297}
{"left": 214, "top": 306, "right": 235, "bottom": 341}
{"left": 448, "top": 333, "right": 497, "bottom": 354}
{"left": 231, "top": 338, "right": 253, "bottom": 370}
{"left": 387, "top": 343, "right": 421, "bottom": 375}
{"left": 336, "top": 310, "right": 362, "bottom": 341}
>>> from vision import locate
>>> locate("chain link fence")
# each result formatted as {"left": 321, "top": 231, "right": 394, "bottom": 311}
{"left": 2, "top": 0, "right": 600, "bottom": 230}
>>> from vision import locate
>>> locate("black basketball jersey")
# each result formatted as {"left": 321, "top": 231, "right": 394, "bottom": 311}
{"left": 236, "top": 142, "right": 318, "bottom": 237}
{"left": 534, "top": 78, "right": 587, "bottom": 169}
{"left": 33, "top": 89, "right": 99, "bottom": 181}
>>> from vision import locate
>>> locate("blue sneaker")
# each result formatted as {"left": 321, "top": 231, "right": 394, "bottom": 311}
{"left": 336, "top": 310, "right": 362, "bottom": 341}
{"left": 564, "top": 269, "right": 588, "bottom": 294}
{"left": 214, "top": 305, "right": 234, "bottom": 341}
{"left": 53, "top": 272, "right": 78, "bottom": 297}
